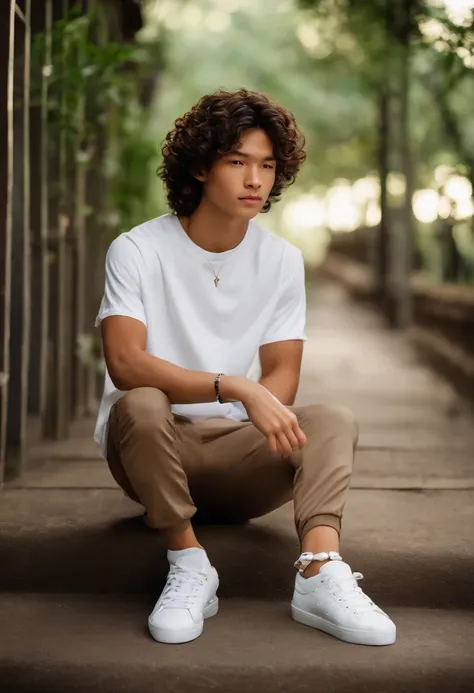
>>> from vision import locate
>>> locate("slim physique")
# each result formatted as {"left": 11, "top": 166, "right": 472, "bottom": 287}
{"left": 95, "top": 88, "right": 396, "bottom": 647}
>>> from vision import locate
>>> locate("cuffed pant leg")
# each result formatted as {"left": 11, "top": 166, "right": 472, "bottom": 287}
{"left": 291, "top": 404, "right": 359, "bottom": 542}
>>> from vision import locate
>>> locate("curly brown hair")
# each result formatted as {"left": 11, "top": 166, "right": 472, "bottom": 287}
{"left": 158, "top": 88, "right": 306, "bottom": 216}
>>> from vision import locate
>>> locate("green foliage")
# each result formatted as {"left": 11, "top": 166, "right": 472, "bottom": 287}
{"left": 297, "top": 0, "right": 474, "bottom": 175}
{"left": 31, "top": 5, "right": 137, "bottom": 142}
{"left": 151, "top": 0, "right": 374, "bottom": 189}
{"left": 106, "top": 96, "right": 161, "bottom": 236}
{"left": 297, "top": 0, "right": 474, "bottom": 282}
{"left": 31, "top": 2, "right": 161, "bottom": 235}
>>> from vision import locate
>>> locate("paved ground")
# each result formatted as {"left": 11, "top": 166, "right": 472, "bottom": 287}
{"left": 1, "top": 281, "right": 473, "bottom": 692}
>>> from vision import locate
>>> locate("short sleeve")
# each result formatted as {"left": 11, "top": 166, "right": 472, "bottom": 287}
{"left": 94, "top": 234, "right": 147, "bottom": 328}
{"left": 260, "top": 250, "right": 307, "bottom": 345}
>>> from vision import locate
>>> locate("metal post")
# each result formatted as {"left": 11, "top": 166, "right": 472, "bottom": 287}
{"left": 40, "top": 1, "right": 52, "bottom": 421}
{"left": 44, "top": 0, "right": 72, "bottom": 439}
{"left": 19, "top": 0, "right": 32, "bottom": 474}
{"left": 2, "top": 1, "right": 32, "bottom": 478}
{"left": 72, "top": 17, "right": 87, "bottom": 419}
{"left": 0, "top": 1, "right": 17, "bottom": 482}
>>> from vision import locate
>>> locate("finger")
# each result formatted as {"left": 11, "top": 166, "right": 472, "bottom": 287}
{"left": 292, "top": 421, "right": 307, "bottom": 447}
{"left": 267, "top": 433, "right": 279, "bottom": 455}
{"left": 284, "top": 426, "right": 301, "bottom": 451}
{"left": 276, "top": 431, "right": 294, "bottom": 457}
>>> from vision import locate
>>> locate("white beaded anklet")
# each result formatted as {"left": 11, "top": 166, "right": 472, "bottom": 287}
{"left": 294, "top": 551, "right": 343, "bottom": 573}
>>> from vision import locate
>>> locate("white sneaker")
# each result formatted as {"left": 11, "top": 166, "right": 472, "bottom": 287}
{"left": 291, "top": 560, "right": 396, "bottom": 646}
{"left": 148, "top": 547, "right": 219, "bottom": 644}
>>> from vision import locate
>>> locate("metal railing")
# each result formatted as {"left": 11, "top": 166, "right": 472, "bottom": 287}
{"left": 1, "top": 0, "right": 143, "bottom": 486}
{"left": 0, "top": 1, "right": 32, "bottom": 484}
{"left": 1, "top": 0, "right": 97, "bottom": 485}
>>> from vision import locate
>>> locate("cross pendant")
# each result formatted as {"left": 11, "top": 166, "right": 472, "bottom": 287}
{"left": 214, "top": 276, "right": 220, "bottom": 288}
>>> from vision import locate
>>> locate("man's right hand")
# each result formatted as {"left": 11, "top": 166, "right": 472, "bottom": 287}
{"left": 224, "top": 377, "right": 307, "bottom": 457}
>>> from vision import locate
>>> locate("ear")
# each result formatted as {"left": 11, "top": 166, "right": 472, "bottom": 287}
{"left": 193, "top": 169, "right": 207, "bottom": 183}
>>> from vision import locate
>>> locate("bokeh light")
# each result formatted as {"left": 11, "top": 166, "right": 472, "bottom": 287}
{"left": 283, "top": 195, "right": 326, "bottom": 232}
{"left": 413, "top": 190, "right": 440, "bottom": 223}
{"left": 325, "top": 182, "right": 362, "bottom": 232}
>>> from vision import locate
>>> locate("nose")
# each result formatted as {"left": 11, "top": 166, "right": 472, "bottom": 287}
{"left": 245, "top": 165, "right": 262, "bottom": 191}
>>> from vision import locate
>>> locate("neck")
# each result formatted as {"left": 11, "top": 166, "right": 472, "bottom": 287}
{"left": 178, "top": 199, "right": 249, "bottom": 253}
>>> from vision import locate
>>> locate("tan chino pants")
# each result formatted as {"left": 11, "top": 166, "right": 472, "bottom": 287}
{"left": 106, "top": 387, "right": 358, "bottom": 542}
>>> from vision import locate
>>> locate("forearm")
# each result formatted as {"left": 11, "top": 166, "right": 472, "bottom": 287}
{"left": 259, "top": 370, "right": 299, "bottom": 406}
{"left": 108, "top": 348, "right": 247, "bottom": 405}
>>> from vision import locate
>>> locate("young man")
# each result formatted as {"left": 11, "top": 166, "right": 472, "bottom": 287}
{"left": 94, "top": 89, "right": 396, "bottom": 647}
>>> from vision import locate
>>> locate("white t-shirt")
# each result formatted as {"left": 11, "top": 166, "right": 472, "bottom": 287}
{"left": 94, "top": 213, "right": 307, "bottom": 456}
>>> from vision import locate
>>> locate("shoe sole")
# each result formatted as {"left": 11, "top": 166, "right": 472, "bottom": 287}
{"left": 291, "top": 604, "right": 396, "bottom": 646}
{"left": 148, "top": 596, "right": 219, "bottom": 645}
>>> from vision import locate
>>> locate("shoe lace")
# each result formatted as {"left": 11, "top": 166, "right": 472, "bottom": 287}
{"left": 326, "top": 572, "right": 386, "bottom": 616}
{"left": 160, "top": 565, "right": 207, "bottom": 610}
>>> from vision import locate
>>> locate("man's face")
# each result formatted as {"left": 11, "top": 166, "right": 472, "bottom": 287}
{"left": 199, "top": 128, "right": 276, "bottom": 219}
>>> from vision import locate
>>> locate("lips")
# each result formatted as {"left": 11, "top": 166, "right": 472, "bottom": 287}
{"left": 240, "top": 196, "right": 262, "bottom": 201}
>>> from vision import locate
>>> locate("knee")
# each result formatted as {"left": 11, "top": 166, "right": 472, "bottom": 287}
{"left": 302, "top": 403, "right": 359, "bottom": 446}
{"left": 117, "top": 387, "right": 172, "bottom": 429}
{"left": 333, "top": 405, "right": 359, "bottom": 446}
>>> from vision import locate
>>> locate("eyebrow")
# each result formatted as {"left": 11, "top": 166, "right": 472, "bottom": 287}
{"left": 228, "top": 149, "right": 276, "bottom": 162}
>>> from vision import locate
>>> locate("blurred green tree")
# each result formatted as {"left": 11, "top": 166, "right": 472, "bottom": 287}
{"left": 298, "top": 0, "right": 474, "bottom": 305}
{"left": 147, "top": 0, "right": 374, "bottom": 199}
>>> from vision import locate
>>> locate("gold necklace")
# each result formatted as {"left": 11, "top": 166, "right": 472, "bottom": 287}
{"left": 184, "top": 219, "right": 225, "bottom": 287}
{"left": 207, "top": 261, "right": 225, "bottom": 288}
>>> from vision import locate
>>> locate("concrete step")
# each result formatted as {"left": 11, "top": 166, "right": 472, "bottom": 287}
{"left": 8, "top": 448, "right": 474, "bottom": 491}
{"left": 1, "top": 593, "right": 473, "bottom": 693}
{"left": 1, "top": 488, "right": 473, "bottom": 607}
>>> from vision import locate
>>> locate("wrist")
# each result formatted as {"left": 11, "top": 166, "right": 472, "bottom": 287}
{"left": 218, "top": 375, "right": 253, "bottom": 403}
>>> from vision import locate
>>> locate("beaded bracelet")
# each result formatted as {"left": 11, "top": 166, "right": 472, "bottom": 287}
{"left": 214, "top": 373, "right": 224, "bottom": 404}
{"left": 294, "top": 551, "right": 343, "bottom": 573}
